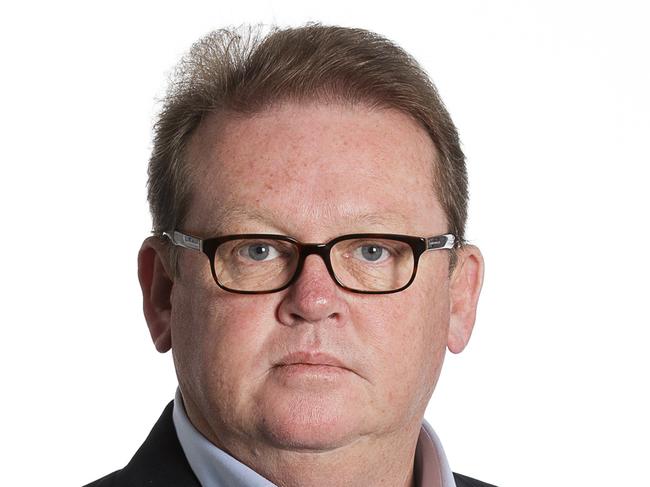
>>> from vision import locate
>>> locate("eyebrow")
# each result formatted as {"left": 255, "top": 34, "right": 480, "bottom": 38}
{"left": 202, "top": 204, "right": 412, "bottom": 237}
{"left": 206, "top": 206, "right": 280, "bottom": 234}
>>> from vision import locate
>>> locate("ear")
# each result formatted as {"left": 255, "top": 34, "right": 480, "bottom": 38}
{"left": 447, "top": 245, "right": 485, "bottom": 354}
{"left": 138, "top": 237, "right": 174, "bottom": 353}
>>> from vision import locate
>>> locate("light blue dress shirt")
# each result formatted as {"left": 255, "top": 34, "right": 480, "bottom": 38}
{"left": 173, "top": 389, "right": 456, "bottom": 487}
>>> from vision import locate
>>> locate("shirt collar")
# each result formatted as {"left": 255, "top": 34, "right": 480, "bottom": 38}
{"left": 173, "top": 389, "right": 456, "bottom": 487}
{"left": 415, "top": 417, "right": 457, "bottom": 487}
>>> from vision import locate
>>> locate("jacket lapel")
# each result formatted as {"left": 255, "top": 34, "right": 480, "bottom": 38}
{"left": 116, "top": 401, "right": 201, "bottom": 486}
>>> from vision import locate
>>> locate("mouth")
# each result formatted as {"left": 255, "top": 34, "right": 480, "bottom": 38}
{"left": 275, "top": 351, "right": 350, "bottom": 370}
{"left": 270, "top": 352, "right": 364, "bottom": 387}
{"left": 272, "top": 352, "right": 357, "bottom": 382}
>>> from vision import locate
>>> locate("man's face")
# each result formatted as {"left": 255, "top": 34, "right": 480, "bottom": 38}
{"left": 168, "top": 102, "right": 456, "bottom": 453}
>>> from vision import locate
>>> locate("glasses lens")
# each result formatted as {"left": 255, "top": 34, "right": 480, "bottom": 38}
{"left": 214, "top": 238, "right": 299, "bottom": 292}
{"left": 331, "top": 237, "right": 415, "bottom": 292}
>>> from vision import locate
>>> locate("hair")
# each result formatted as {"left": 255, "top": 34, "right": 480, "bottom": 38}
{"left": 148, "top": 24, "right": 468, "bottom": 270}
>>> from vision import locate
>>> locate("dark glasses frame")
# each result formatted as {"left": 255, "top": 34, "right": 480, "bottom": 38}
{"left": 163, "top": 230, "right": 456, "bottom": 295}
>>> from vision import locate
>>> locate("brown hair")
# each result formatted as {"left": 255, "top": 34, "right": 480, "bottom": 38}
{"left": 148, "top": 24, "right": 468, "bottom": 267}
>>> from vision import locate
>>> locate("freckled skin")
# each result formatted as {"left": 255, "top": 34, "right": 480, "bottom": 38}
{"left": 170, "top": 102, "right": 455, "bottom": 485}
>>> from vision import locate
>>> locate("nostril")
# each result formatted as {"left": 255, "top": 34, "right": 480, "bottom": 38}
{"left": 290, "top": 313, "right": 304, "bottom": 323}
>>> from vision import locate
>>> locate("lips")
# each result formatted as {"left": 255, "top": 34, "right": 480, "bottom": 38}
{"left": 271, "top": 352, "right": 359, "bottom": 387}
{"left": 276, "top": 352, "right": 350, "bottom": 371}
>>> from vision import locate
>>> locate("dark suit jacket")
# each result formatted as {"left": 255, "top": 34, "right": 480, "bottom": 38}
{"left": 84, "top": 402, "right": 496, "bottom": 487}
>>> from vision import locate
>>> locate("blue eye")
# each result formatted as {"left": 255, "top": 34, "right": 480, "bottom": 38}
{"left": 241, "top": 243, "right": 280, "bottom": 261}
{"left": 354, "top": 244, "right": 389, "bottom": 263}
{"left": 362, "top": 245, "right": 383, "bottom": 261}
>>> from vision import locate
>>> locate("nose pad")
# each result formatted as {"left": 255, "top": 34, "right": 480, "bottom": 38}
{"left": 277, "top": 254, "right": 344, "bottom": 325}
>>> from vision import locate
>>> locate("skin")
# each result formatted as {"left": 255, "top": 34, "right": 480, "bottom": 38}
{"left": 138, "top": 102, "right": 484, "bottom": 487}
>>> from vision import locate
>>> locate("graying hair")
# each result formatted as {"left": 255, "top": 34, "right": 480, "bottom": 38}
{"left": 148, "top": 24, "right": 467, "bottom": 271}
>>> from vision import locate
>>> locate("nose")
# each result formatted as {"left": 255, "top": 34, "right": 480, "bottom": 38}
{"left": 277, "top": 254, "right": 346, "bottom": 326}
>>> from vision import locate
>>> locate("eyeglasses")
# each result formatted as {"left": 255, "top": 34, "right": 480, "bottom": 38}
{"left": 163, "top": 231, "right": 456, "bottom": 295}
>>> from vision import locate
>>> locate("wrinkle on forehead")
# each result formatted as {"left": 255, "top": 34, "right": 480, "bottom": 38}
{"left": 199, "top": 203, "right": 416, "bottom": 239}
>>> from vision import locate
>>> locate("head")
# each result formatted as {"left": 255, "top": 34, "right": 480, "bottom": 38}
{"left": 147, "top": 24, "right": 469, "bottom": 270}
{"left": 138, "top": 23, "right": 483, "bottom": 470}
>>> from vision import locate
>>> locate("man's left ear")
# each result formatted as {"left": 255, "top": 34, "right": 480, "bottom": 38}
{"left": 448, "top": 244, "right": 485, "bottom": 354}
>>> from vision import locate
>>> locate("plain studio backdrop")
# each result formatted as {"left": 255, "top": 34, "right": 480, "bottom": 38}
{"left": 1, "top": 1, "right": 648, "bottom": 485}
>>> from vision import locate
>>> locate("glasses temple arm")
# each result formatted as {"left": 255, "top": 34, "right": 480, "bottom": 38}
{"left": 162, "top": 231, "right": 203, "bottom": 252}
{"left": 425, "top": 233, "right": 456, "bottom": 251}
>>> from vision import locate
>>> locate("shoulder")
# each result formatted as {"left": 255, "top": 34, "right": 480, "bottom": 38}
{"left": 453, "top": 472, "right": 499, "bottom": 487}
{"left": 82, "top": 402, "right": 200, "bottom": 487}
{"left": 83, "top": 470, "right": 120, "bottom": 487}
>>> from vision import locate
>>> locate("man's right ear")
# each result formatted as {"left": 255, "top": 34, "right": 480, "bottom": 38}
{"left": 138, "top": 237, "right": 174, "bottom": 353}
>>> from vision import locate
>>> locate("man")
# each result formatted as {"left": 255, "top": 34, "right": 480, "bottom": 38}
{"left": 86, "top": 24, "right": 491, "bottom": 487}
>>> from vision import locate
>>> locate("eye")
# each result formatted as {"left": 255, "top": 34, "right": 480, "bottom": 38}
{"left": 353, "top": 243, "right": 390, "bottom": 263}
{"left": 239, "top": 242, "right": 281, "bottom": 262}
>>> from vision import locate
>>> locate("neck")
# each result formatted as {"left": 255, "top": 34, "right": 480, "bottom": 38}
{"left": 242, "top": 431, "right": 420, "bottom": 487}
{"left": 180, "top": 393, "right": 424, "bottom": 487}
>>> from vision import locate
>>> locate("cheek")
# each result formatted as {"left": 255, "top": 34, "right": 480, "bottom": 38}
{"left": 360, "top": 281, "right": 449, "bottom": 360}
{"left": 354, "top": 275, "right": 450, "bottom": 416}
{"left": 409, "top": 273, "right": 451, "bottom": 379}
{"left": 170, "top": 278, "right": 278, "bottom": 408}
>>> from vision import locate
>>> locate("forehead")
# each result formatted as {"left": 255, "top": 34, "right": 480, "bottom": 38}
{"left": 185, "top": 102, "right": 445, "bottom": 237}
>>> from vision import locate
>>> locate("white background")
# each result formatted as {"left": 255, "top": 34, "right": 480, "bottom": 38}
{"left": 1, "top": 1, "right": 648, "bottom": 486}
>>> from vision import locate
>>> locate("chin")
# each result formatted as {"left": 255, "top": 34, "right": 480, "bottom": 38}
{"left": 257, "top": 391, "right": 365, "bottom": 451}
